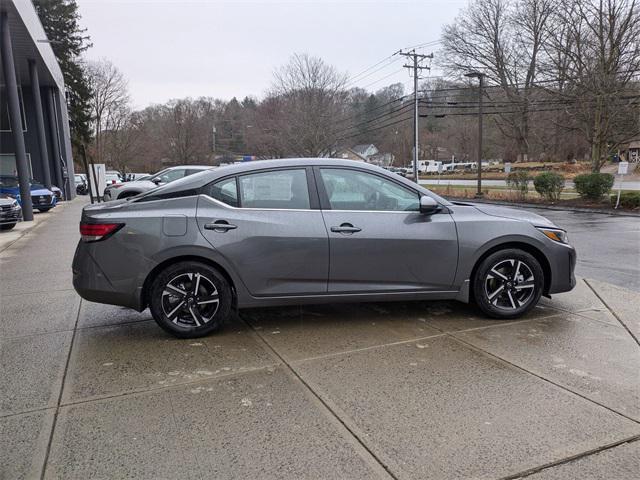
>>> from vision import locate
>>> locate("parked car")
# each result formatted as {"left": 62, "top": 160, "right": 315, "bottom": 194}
{"left": 105, "top": 172, "right": 121, "bottom": 186}
{"left": 51, "top": 185, "right": 63, "bottom": 201}
{"left": 75, "top": 174, "right": 88, "bottom": 195}
{"left": 0, "top": 194, "right": 22, "bottom": 230}
{"left": 0, "top": 176, "right": 57, "bottom": 212}
{"left": 103, "top": 165, "right": 213, "bottom": 201}
{"left": 73, "top": 158, "right": 576, "bottom": 339}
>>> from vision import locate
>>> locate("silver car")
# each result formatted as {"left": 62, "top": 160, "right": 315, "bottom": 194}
{"left": 73, "top": 159, "right": 576, "bottom": 338}
{"left": 103, "top": 165, "right": 213, "bottom": 201}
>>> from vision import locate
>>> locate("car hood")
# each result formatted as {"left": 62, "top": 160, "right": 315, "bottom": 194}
{"left": 31, "top": 187, "right": 53, "bottom": 195}
{"left": 461, "top": 202, "right": 557, "bottom": 228}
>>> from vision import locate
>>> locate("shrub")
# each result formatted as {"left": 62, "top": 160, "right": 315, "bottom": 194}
{"left": 613, "top": 192, "right": 640, "bottom": 209}
{"left": 574, "top": 173, "right": 615, "bottom": 200}
{"left": 533, "top": 171, "right": 565, "bottom": 202}
{"left": 506, "top": 170, "right": 531, "bottom": 201}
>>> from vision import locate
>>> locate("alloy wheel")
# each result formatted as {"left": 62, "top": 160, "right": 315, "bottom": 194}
{"left": 483, "top": 259, "right": 536, "bottom": 310}
{"left": 161, "top": 272, "right": 220, "bottom": 327}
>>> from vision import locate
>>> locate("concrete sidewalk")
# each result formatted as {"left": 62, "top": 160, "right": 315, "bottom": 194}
{"left": 1, "top": 198, "right": 639, "bottom": 479}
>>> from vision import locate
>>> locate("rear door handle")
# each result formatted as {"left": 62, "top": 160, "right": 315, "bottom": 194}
{"left": 204, "top": 221, "right": 237, "bottom": 232}
{"left": 330, "top": 223, "right": 361, "bottom": 234}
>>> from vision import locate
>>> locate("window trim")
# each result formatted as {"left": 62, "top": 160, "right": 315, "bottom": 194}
{"left": 314, "top": 166, "right": 422, "bottom": 212}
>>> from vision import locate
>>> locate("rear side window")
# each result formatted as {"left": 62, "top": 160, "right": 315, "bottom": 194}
{"left": 206, "top": 177, "right": 238, "bottom": 207}
{"left": 238, "top": 169, "right": 310, "bottom": 209}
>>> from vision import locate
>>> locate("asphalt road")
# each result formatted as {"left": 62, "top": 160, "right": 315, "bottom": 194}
{"left": 518, "top": 206, "right": 640, "bottom": 292}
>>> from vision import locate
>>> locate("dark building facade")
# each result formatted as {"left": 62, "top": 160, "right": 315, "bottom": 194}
{"left": 1, "top": 0, "right": 75, "bottom": 221}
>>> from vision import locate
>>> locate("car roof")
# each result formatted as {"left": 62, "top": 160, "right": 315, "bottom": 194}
{"left": 167, "top": 165, "right": 213, "bottom": 170}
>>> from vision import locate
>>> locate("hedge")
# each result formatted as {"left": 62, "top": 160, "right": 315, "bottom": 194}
{"left": 574, "top": 173, "right": 614, "bottom": 199}
{"left": 533, "top": 171, "right": 565, "bottom": 202}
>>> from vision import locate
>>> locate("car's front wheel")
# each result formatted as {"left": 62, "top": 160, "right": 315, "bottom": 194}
{"left": 0, "top": 223, "right": 16, "bottom": 231}
{"left": 38, "top": 208, "right": 52, "bottom": 213}
{"left": 149, "top": 261, "right": 232, "bottom": 338}
{"left": 473, "top": 249, "right": 544, "bottom": 319}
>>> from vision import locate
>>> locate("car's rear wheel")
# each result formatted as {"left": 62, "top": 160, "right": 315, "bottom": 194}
{"left": 149, "top": 261, "right": 232, "bottom": 338}
{"left": 473, "top": 249, "right": 544, "bottom": 319}
{"left": 0, "top": 223, "right": 16, "bottom": 231}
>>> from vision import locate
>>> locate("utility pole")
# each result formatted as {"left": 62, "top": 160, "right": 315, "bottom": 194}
{"left": 400, "top": 49, "right": 432, "bottom": 183}
{"left": 465, "top": 71, "right": 485, "bottom": 197}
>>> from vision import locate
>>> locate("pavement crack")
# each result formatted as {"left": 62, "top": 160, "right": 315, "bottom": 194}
{"left": 448, "top": 333, "right": 640, "bottom": 425}
{"left": 499, "top": 435, "right": 640, "bottom": 480}
{"left": 584, "top": 278, "right": 639, "bottom": 347}
{"left": 39, "top": 298, "right": 83, "bottom": 480}
{"left": 241, "top": 314, "right": 397, "bottom": 480}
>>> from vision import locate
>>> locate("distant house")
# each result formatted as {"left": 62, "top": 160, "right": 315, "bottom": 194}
{"left": 368, "top": 152, "right": 394, "bottom": 167}
{"left": 336, "top": 148, "right": 367, "bottom": 162}
{"left": 627, "top": 139, "right": 640, "bottom": 163}
{"left": 352, "top": 144, "right": 379, "bottom": 159}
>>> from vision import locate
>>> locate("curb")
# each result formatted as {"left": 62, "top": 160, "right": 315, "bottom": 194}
{"left": 443, "top": 196, "right": 640, "bottom": 217}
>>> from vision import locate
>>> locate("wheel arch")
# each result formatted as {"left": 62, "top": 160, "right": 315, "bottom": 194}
{"left": 469, "top": 241, "right": 552, "bottom": 300}
{"left": 117, "top": 190, "right": 142, "bottom": 199}
{"left": 141, "top": 255, "right": 238, "bottom": 310}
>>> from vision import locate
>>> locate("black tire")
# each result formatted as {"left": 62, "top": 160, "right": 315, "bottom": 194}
{"left": 149, "top": 261, "right": 232, "bottom": 338}
{"left": 0, "top": 223, "right": 16, "bottom": 231}
{"left": 37, "top": 208, "right": 51, "bottom": 213}
{"left": 473, "top": 248, "right": 544, "bottom": 319}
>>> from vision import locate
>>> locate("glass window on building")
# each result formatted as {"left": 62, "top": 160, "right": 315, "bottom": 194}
{"left": 0, "top": 86, "right": 27, "bottom": 132}
{"left": 0, "top": 154, "right": 33, "bottom": 177}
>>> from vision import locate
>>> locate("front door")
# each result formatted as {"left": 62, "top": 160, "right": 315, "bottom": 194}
{"left": 316, "top": 167, "right": 458, "bottom": 293}
{"left": 197, "top": 168, "right": 328, "bottom": 296}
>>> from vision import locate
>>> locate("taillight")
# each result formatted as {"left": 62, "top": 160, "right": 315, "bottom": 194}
{"left": 79, "top": 222, "right": 124, "bottom": 242}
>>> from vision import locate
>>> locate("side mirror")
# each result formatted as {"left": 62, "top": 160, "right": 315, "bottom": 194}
{"left": 152, "top": 178, "right": 162, "bottom": 185}
{"left": 419, "top": 195, "right": 441, "bottom": 215}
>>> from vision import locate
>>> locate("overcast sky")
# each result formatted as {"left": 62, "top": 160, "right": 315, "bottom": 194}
{"left": 78, "top": 0, "right": 465, "bottom": 109}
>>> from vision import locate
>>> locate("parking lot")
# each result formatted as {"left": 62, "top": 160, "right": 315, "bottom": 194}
{"left": 1, "top": 198, "right": 639, "bottom": 479}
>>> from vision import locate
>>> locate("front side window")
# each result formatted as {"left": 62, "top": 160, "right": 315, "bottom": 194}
{"left": 320, "top": 168, "right": 419, "bottom": 211}
{"left": 206, "top": 177, "right": 238, "bottom": 207}
{"left": 238, "top": 169, "right": 310, "bottom": 209}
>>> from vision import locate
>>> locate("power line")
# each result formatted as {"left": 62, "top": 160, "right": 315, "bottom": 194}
{"left": 335, "top": 114, "right": 413, "bottom": 144}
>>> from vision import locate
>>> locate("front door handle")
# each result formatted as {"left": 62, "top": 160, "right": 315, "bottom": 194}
{"left": 330, "top": 223, "right": 361, "bottom": 234}
{"left": 204, "top": 220, "right": 237, "bottom": 232}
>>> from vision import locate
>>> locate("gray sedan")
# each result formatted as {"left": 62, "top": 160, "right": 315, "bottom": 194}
{"left": 73, "top": 159, "right": 576, "bottom": 338}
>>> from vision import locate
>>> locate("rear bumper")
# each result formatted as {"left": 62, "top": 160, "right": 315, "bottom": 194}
{"left": 72, "top": 241, "right": 143, "bottom": 310}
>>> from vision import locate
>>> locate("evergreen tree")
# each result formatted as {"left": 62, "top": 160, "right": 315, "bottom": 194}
{"left": 34, "top": 0, "right": 92, "bottom": 145}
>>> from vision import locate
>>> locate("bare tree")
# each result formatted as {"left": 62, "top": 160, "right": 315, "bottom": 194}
{"left": 269, "top": 53, "right": 348, "bottom": 157}
{"left": 545, "top": 0, "right": 640, "bottom": 171}
{"left": 87, "top": 59, "right": 130, "bottom": 164}
{"left": 441, "top": 0, "right": 556, "bottom": 161}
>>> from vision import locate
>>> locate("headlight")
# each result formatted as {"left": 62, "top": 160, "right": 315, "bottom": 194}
{"left": 12, "top": 200, "right": 19, "bottom": 208}
{"left": 537, "top": 227, "right": 569, "bottom": 244}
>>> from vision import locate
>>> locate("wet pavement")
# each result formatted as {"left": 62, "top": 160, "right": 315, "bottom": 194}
{"left": 519, "top": 207, "right": 640, "bottom": 292}
{"left": 1, "top": 198, "right": 639, "bottom": 479}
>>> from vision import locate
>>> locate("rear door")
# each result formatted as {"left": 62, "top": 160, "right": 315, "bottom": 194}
{"left": 316, "top": 167, "right": 458, "bottom": 293}
{"left": 196, "top": 167, "right": 329, "bottom": 296}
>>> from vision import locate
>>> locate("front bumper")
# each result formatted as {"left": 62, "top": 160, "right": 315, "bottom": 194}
{"left": 547, "top": 244, "right": 577, "bottom": 294}
{"left": 0, "top": 206, "right": 21, "bottom": 223}
{"left": 31, "top": 194, "right": 56, "bottom": 209}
